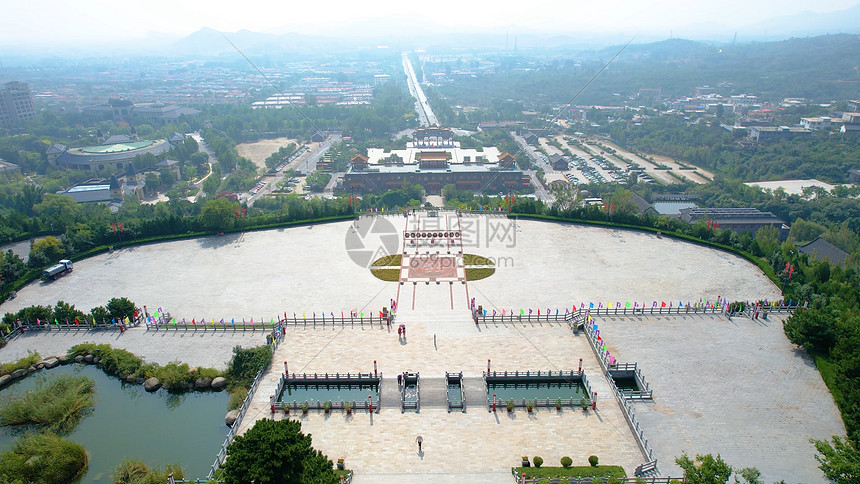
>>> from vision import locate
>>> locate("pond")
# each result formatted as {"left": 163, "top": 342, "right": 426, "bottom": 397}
{"left": 0, "top": 364, "right": 228, "bottom": 482}
{"left": 279, "top": 383, "right": 379, "bottom": 405}
{"left": 486, "top": 381, "right": 587, "bottom": 403}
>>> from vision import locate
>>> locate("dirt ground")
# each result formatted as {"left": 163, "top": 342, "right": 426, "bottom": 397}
{"left": 236, "top": 137, "right": 298, "bottom": 171}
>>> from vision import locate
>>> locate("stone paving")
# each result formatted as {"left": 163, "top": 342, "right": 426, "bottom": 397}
{"left": 238, "top": 314, "right": 645, "bottom": 480}
{"left": 595, "top": 312, "right": 844, "bottom": 483}
{"left": 0, "top": 213, "right": 826, "bottom": 482}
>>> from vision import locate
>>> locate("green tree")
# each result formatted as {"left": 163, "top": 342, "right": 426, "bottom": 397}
{"left": 52, "top": 301, "right": 87, "bottom": 325}
{"left": 28, "top": 236, "right": 66, "bottom": 268}
{"left": 106, "top": 297, "right": 136, "bottom": 323}
{"left": 812, "top": 436, "right": 860, "bottom": 484}
{"left": 221, "top": 419, "right": 337, "bottom": 484}
{"left": 783, "top": 307, "right": 837, "bottom": 355}
{"left": 227, "top": 345, "right": 273, "bottom": 388}
{"left": 675, "top": 453, "right": 733, "bottom": 484}
{"left": 202, "top": 172, "right": 220, "bottom": 196}
{"left": 144, "top": 172, "right": 162, "bottom": 193}
{"left": 33, "top": 194, "right": 80, "bottom": 232}
{"left": 199, "top": 198, "right": 238, "bottom": 232}
{"left": 190, "top": 151, "right": 209, "bottom": 167}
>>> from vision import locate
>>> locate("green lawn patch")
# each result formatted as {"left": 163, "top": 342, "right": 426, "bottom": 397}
{"left": 465, "top": 267, "right": 495, "bottom": 281}
{"left": 370, "top": 268, "right": 401, "bottom": 281}
{"left": 463, "top": 254, "right": 493, "bottom": 265}
{"left": 371, "top": 254, "right": 402, "bottom": 267}
{"left": 513, "top": 465, "right": 627, "bottom": 480}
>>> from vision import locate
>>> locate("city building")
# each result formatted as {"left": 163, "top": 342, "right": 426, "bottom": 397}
{"left": 0, "top": 159, "right": 21, "bottom": 175}
{"left": 342, "top": 127, "right": 529, "bottom": 194}
{"left": 679, "top": 207, "right": 789, "bottom": 239}
{"left": 0, "top": 81, "right": 37, "bottom": 128}
{"left": 52, "top": 134, "right": 184, "bottom": 172}
{"left": 800, "top": 117, "right": 832, "bottom": 130}
{"left": 82, "top": 98, "right": 199, "bottom": 121}
{"left": 749, "top": 126, "right": 812, "bottom": 142}
{"left": 63, "top": 177, "right": 122, "bottom": 203}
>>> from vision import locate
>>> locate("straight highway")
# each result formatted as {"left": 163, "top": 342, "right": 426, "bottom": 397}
{"left": 402, "top": 52, "right": 438, "bottom": 127}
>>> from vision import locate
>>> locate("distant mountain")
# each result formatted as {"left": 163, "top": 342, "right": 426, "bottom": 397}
{"left": 738, "top": 4, "right": 860, "bottom": 41}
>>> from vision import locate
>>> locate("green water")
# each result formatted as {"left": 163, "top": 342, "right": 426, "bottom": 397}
{"left": 0, "top": 364, "right": 228, "bottom": 482}
{"left": 487, "top": 382, "right": 587, "bottom": 403}
{"left": 447, "top": 383, "right": 462, "bottom": 403}
{"left": 279, "top": 384, "right": 379, "bottom": 405}
{"left": 612, "top": 377, "right": 639, "bottom": 391}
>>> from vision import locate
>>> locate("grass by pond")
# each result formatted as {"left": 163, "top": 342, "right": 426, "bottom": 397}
{"left": 0, "top": 432, "right": 88, "bottom": 483}
{"left": 0, "top": 374, "right": 95, "bottom": 434}
{"left": 513, "top": 465, "right": 627, "bottom": 479}
{"left": 0, "top": 352, "right": 41, "bottom": 376}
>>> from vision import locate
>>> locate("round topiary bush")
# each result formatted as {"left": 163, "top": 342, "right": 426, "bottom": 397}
{"left": 588, "top": 455, "right": 599, "bottom": 467}
{"left": 533, "top": 456, "right": 543, "bottom": 468}
{"left": 560, "top": 456, "right": 572, "bottom": 468}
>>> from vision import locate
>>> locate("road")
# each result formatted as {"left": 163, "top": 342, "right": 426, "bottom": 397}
{"left": 246, "top": 134, "right": 340, "bottom": 206}
{"left": 402, "top": 52, "right": 437, "bottom": 127}
{"left": 512, "top": 133, "right": 552, "bottom": 202}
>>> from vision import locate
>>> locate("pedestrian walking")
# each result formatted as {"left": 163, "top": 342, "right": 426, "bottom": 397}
{"left": 397, "top": 374, "right": 402, "bottom": 387}
{"left": 416, "top": 435, "right": 423, "bottom": 452}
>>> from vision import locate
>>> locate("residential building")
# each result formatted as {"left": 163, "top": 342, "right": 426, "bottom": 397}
{"left": 0, "top": 159, "right": 21, "bottom": 175}
{"left": 800, "top": 117, "right": 832, "bottom": 130}
{"left": 0, "top": 81, "right": 37, "bottom": 128}
{"left": 749, "top": 126, "right": 812, "bottom": 142}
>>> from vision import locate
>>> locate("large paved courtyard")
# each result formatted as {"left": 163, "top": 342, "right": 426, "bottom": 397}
{"left": 0, "top": 214, "right": 841, "bottom": 482}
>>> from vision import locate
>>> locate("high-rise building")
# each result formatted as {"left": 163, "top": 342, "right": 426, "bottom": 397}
{"left": 0, "top": 81, "right": 37, "bottom": 128}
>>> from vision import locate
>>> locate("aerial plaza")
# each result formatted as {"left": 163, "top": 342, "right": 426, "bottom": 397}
{"left": 0, "top": 211, "right": 843, "bottom": 483}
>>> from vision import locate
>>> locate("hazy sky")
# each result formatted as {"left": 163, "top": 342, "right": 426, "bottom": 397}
{"left": 2, "top": 0, "right": 859, "bottom": 46}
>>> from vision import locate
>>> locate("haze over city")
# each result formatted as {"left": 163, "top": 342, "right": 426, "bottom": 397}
{"left": 2, "top": 0, "right": 860, "bottom": 54}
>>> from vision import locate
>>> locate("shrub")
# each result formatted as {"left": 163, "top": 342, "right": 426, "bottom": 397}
{"left": 608, "top": 478, "right": 622, "bottom": 484}
{"left": 0, "top": 432, "right": 88, "bottom": 483}
{"left": 152, "top": 362, "right": 194, "bottom": 392}
{"left": 227, "top": 345, "right": 273, "bottom": 388}
{"left": 589, "top": 455, "right": 599, "bottom": 467}
{"left": 533, "top": 456, "right": 543, "bottom": 468}
{"left": 591, "top": 478, "right": 602, "bottom": 484}
{"left": 560, "top": 456, "right": 573, "bottom": 468}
